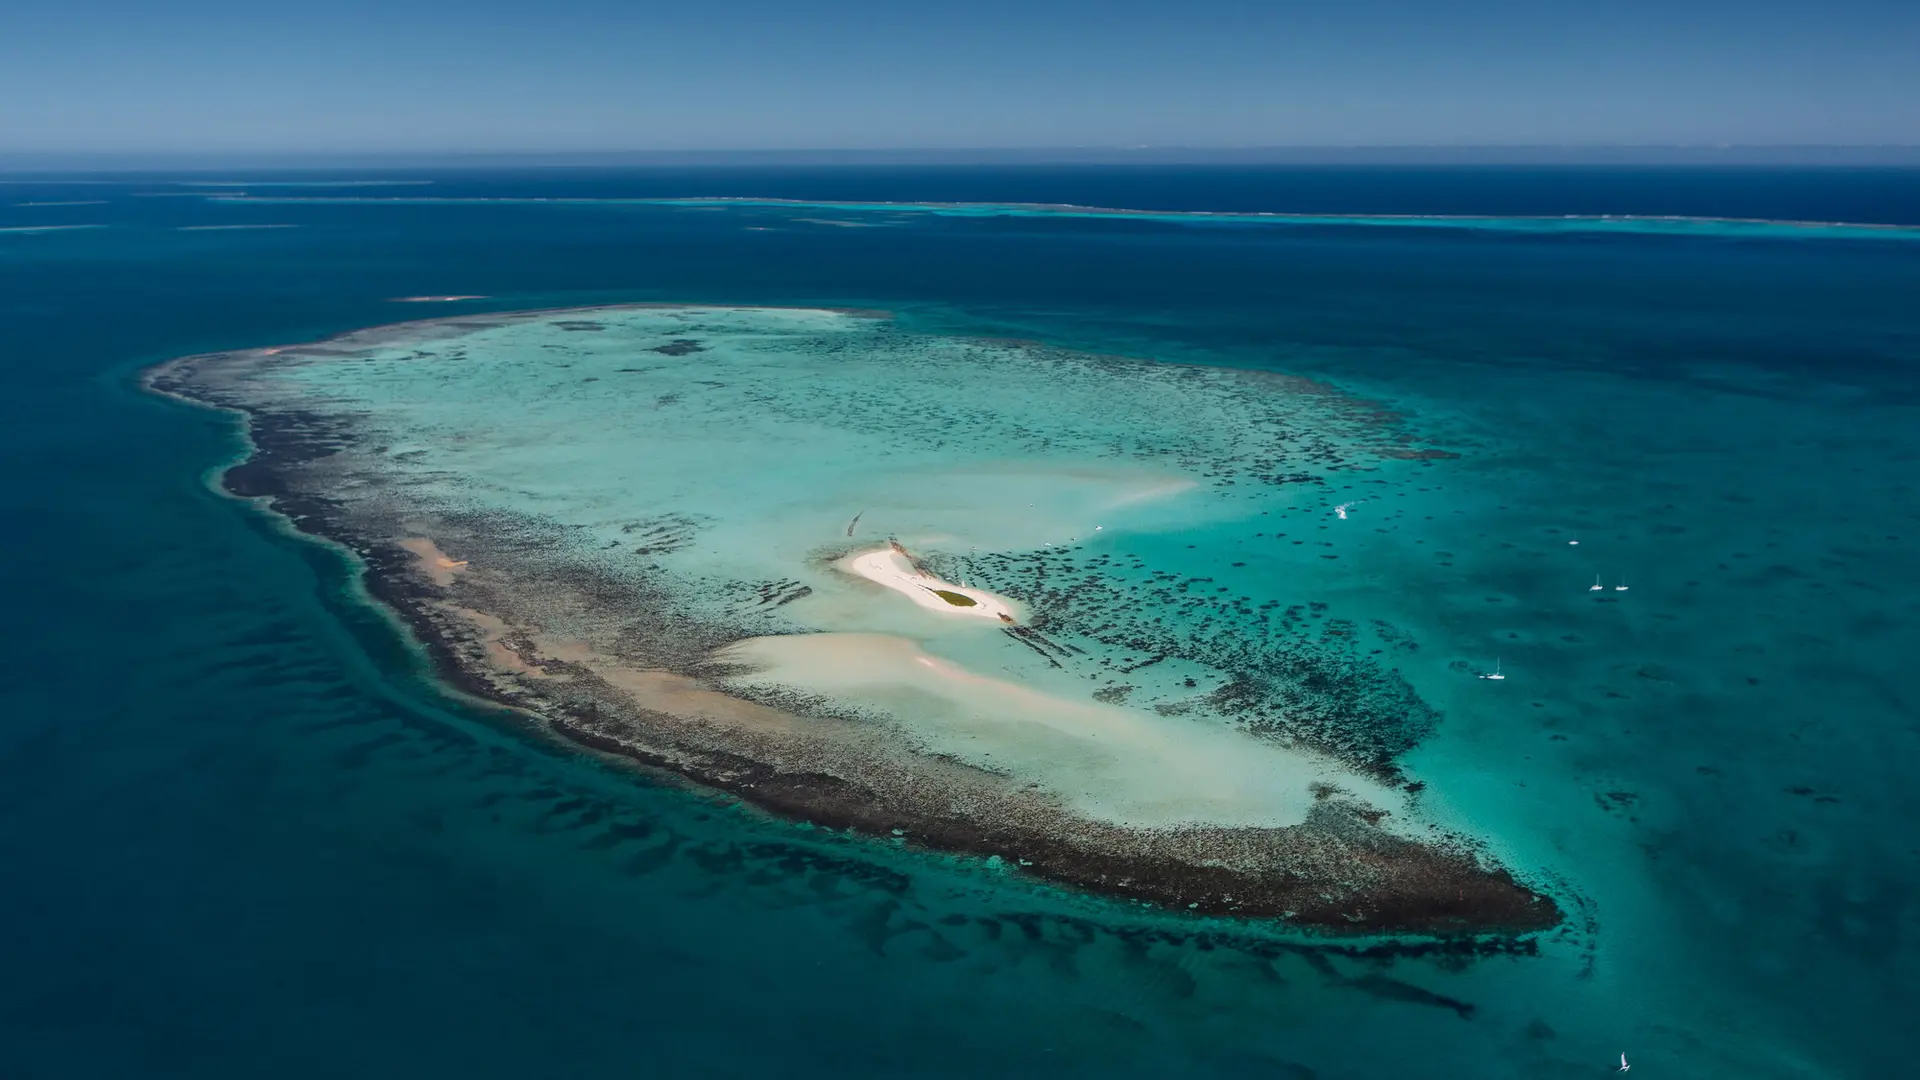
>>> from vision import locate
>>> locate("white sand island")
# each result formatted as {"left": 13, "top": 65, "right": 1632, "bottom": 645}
{"left": 841, "top": 543, "right": 1018, "bottom": 622}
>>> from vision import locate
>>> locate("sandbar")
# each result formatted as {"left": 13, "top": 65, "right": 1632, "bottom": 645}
{"left": 841, "top": 545, "right": 1017, "bottom": 621}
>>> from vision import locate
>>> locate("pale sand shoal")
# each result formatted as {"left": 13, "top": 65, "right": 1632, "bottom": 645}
{"left": 717, "top": 631, "right": 1405, "bottom": 831}
{"left": 398, "top": 536, "right": 469, "bottom": 586}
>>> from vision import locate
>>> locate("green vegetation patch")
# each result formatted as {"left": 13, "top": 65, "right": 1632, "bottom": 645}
{"left": 930, "top": 589, "right": 979, "bottom": 607}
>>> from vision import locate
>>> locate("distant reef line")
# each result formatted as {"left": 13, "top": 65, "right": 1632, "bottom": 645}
{"left": 645, "top": 197, "right": 1920, "bottom": 238}
{"left": 191, "top": 191, "right": 1920, "bottom": 238}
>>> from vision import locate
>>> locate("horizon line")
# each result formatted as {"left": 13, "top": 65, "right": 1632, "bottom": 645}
{"left": 5, "top": 145, "right": 1920, "bottom": 174}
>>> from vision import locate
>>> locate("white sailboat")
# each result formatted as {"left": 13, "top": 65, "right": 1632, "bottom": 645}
{"left": 1615, "top": 575, "right": 1630, "bottom": 592}
{"left": 1590, "top": 574, "right": 1604, "bottom": 592}
{"left": 1619, "top": 1052, "right": 1631, "bottom": 1072}
{"left": 1478, "top": 658, "right": 1506, "bottom": 681}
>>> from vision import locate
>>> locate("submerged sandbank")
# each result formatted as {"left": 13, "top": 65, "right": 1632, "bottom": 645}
{"left": 719, "top": 630, "right": 1400, "bottom": 830}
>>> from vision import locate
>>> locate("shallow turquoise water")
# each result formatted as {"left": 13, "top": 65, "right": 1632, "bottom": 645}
{"left": 2, "top": 166, "right": 1917, "bottom": 1079}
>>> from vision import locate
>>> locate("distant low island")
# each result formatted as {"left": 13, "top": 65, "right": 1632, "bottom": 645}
{"left": 147, "top": 303, "right": 1560, "bottom": 936}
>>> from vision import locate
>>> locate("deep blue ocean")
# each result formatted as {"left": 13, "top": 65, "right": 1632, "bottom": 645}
{"left": 3, "top": 166, "right": 1917, "bottom": 1079}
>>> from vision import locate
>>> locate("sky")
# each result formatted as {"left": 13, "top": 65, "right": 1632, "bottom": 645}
{"left": 4, "top": 0, "right": 1918, "bottom": 152}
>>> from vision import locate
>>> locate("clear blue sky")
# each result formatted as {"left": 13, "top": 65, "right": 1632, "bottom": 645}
{"left": 5, "top": 0, "right": 1917, "bottom": 151}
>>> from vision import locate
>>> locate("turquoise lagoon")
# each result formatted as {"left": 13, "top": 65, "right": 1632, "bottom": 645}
{"left": 3, "top": 167, "right": 1917, "bottom": 1079}
{"left": 157, "top": 305, "right": 1531, "bottom": 915}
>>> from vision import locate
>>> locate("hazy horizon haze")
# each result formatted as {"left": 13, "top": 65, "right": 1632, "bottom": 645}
{"left": 5, "top": 0, "right": 1918, "bottom": 152}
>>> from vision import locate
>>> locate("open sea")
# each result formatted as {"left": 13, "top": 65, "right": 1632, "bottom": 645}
{"left": 3, "top": 165, "right": 1917, "bottom": 1079}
